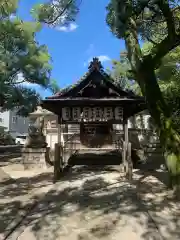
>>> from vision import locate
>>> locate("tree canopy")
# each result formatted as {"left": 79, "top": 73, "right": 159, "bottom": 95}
{"left": 0, "top": 0, "right": 80, "bottom": 116}
{"left": 32, "top": 0, "right": 82, "bottom": 26}
{"left": 106, "top": 0, "right": 180, "bottom": 187}
{"left": 0, "top": 0, "right": 52, "bottom": 115}
{"left": 108, "top": 52, "right": 141, "bottom": 94}
{"left": 106, "top": 0, "right": 180, "bottom": 132}
{"left": 110, "top": 45, "right": 180, "bottom": 132}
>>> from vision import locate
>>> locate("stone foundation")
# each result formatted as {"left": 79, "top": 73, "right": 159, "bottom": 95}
{"left": 22, "top": 148, "right": 47, "bottom": 170}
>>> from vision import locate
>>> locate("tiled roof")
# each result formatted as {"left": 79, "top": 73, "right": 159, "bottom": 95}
{"left": 47, "top": 67, "right": 94, "bottom": 99}
{"left": 46, "top": 57, "right": 139, "bottom": 99}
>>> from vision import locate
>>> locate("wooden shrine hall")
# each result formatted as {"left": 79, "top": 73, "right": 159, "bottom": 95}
{"left": 42, "top": 57, "right": 146, "bottom": 180}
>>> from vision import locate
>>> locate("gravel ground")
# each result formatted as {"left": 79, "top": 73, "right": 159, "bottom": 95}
{"left": 1, "top": 161, "right": 180, "bottom": 240}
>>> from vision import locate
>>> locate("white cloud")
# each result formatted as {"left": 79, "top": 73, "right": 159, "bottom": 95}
{"left": 84, "top": 55, "right": 111, "bottom": 67}
{"left": 98, "top": 55, "right": 111, "bottom": 62}
{"left": 55, "top": 23, "right": 78, "bottom": 32}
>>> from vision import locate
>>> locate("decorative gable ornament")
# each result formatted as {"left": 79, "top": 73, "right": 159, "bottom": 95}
{"left": 88, "top": 57, "right": 103, "bottom": 71}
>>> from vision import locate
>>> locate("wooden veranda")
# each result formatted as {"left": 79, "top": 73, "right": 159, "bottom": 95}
{"left": 41, "top": 57, "right": 146, "bottom": 181}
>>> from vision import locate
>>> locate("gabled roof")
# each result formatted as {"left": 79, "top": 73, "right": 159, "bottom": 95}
{"left": 46, "top": 57, "right": 139, "bottom": 100}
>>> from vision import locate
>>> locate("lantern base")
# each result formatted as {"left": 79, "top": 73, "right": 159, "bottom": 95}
{"left": 22, "top": 147, "right": 48, "bottom": 170}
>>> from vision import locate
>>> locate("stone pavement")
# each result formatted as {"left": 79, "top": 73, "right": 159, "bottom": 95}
{"left": 1, "top": 162, "right": 180, "bottom": 240}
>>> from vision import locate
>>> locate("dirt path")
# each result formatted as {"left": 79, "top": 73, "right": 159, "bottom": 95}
{"left": 0, "top": 156, "right": 22, "bottom": 183}
{"left": 7, "top": 167, "right": 164, "bottom": 240}
{"left": 1, "top": 163, "right": 180, "bottom": 240}
{"left": 0, "top": 158, "right": 54, "bottom": 240}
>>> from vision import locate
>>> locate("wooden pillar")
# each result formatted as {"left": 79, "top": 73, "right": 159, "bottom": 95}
{"left": 123, "top": 118, "right": 133, "bottom": 180}
{"left": 53, "top": 117, "right": 63, "bottom": 182}
{"left": 57, "top": 121, "right": 61, "bottom": 143}
{"left": 59, "top": 121, "right": 64, "bottom": 169}
{"left": 124, "top": 119, "right": 129, "bottom": 146}
{"left": 122, "top": 119, "right": 128, "bottom": 166}
{"left": 127, "top": 142, "right": 133, "bottom": 180}
{"left": 64, "top": 123, "right": 68, "bottom": 166}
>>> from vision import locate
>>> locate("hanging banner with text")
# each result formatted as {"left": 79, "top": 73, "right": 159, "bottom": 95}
{"left": 60, "top": 106, "right": 123, "bottom": 123}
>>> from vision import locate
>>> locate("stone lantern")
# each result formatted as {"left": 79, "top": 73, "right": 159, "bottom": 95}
{"left": 22, "top": 106, "right": 53, "bottom": 170}
{"left": 29, "top": 106, "right": 54, "bottom": 127}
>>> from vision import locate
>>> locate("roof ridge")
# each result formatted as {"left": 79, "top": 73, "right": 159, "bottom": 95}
{"left": 46, "top": 67, "right": 94, "bottom": 99}
{"left": 46, "top": 57, "right": 140, "bottom": 100}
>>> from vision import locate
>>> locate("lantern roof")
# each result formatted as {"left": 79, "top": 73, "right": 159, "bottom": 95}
{"left": 29, "top": 106, "right": 54, "bottom": 117}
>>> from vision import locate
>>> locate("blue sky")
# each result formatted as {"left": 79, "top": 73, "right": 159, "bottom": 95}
{"left": 17, "top": 0, "right": 125, "bottom": 98}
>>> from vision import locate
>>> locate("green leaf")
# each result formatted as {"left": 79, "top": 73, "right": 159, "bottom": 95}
{"left": 0, "top": 0, "right": 53, "bottom": 116}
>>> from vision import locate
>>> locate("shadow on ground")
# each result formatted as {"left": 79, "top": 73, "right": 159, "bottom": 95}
{"left": 68, "top": 151, "right": 122, "bottom": 166}
{"left": 0, "top": 170, "right": 54, "bottom": 236}
{"left": 1, "top": 166, "right": 179, "bottom": 240}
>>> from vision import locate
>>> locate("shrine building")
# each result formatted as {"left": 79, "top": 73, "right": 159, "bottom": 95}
{"left": 41, "top": 57, "right": 147, "bottom": 180}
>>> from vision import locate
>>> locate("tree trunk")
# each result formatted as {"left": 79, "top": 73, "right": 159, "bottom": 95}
{"left": 123, "top": 21, "right": 180, "bottom": 190}
{"left": 137, "top": 62, "right": 180, "bottom": 190}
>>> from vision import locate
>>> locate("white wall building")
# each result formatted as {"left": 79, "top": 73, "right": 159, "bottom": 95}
{"left": 0, "top": 110, "right": 29, "bottom": 138}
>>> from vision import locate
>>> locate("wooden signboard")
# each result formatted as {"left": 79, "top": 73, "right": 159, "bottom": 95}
{"left": 60, "top": 106, "right": 123, "bottom": 124}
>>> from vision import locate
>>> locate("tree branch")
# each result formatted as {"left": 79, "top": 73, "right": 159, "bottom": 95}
{"left": 144, "top": 33, "right": 180, "bottom": 68}
{"left": 13, "top": 80, "right": 26, "bottom": 84}
{"left": 44, "top": 0, "right": 73, "bottom": 24}
{"left": 44, "top": 0, "right": 82, "bottom": 25}
{"left": 133, "top": 0, "right": 151, "bottom": 17}
{"left": 145, "top": 35, "right": 158, "bottom": 45}
{"left": 157, "top": 0, "right": 176, "bottom": 37}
